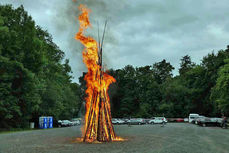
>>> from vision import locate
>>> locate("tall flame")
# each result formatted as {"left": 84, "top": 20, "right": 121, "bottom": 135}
{"left": 75, "top": 4, "right": 122, "bottom": 142}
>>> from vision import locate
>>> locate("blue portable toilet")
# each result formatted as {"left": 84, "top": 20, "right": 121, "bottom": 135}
{"left": 43, "top": 117, "right": 47, "bottom": 129}
{"left": 39, "top": 116, "right": 48, "bottom": 129}
{"left": 48, "top": 116, "right": 53, "bottom": 128}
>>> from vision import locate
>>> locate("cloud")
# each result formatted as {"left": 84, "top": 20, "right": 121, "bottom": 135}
{"left": 1, "top": 0, "right": 229, "bottom": 82}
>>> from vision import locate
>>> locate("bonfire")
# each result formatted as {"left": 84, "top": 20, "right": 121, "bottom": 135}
{"left": 75, "top": 4, "right": 122, "bottom": 142}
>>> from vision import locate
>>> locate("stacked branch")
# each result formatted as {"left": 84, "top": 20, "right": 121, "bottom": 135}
{"left": 75, "top": 5, "right": 119, "bottom": 142}
{"left": 83, "top": 20, "right": 116, "bottom": 142}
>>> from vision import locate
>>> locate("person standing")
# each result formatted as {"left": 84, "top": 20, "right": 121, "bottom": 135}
{"left": 128, "top": 116, "right": 131, "bottom": 127}
{"left": 161, "top": 114, "right": 166, "bottom": 127}
{"left": 222, "top": 114, "right": 227, "bottom": 129}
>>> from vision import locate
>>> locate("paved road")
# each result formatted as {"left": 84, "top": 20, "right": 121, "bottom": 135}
{"left": 0, "top": 123, "right": 229, "bottom": 153}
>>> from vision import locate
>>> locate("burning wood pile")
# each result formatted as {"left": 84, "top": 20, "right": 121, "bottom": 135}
{"left": 75, "top": 5, "right": 122, "bottom": 143}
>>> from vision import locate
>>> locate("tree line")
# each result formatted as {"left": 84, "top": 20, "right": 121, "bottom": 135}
{"left": 0, "top": 5, "right": 81, "bottom": 129}
{"left": 107, "top": 50, "right": 229, "bottom": 118}
{"left": 80, "top": 48, "right": 229, "bottom": 118}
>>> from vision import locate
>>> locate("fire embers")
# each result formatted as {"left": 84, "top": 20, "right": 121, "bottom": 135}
{"left": 75, "top": 4, "right": 122, "bottom": 142}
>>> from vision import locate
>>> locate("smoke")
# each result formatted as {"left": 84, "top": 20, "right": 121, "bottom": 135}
{"left": 1, "top": 0, "right": 126, "bottom": 82}
{"left": 51, "top": 0, "right": 127, "bottom": 82}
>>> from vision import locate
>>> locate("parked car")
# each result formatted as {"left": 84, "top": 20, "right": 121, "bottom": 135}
{"left": 195, "top": 116, "right": 205, "bottom": 124}
{"left": 144, "top": 119, "right": 152, "bottom": 124}
{"left": 117, "top": 119, "right": 125, "bottom": 124}
{"left": 72, "top": 120, "right": 80, "bottom": 126}
{"left": 149, "top": 117, "right": 167, "bottom": 124}
{"left": 184, "top": 118, "right": 189, "bottom": 122}
{"left": 71, "top": 118, "right": 81, "bottom": 126}
{"left": 127, "top": 118, "right": 145, "bottom": 125}
{"left": 196, "top": 117, "right": 222, "bottom": 127}
{"left": 61, "top": 120, "right": 73, "bottom": 127}
{"left": 112, "top": 118, "right": 119, "bottom": 124}
{"left": 121, "top": 118, "right": 130, "bottom": 124}
{"left": 112, "top": 118, "right": 125, "bottom": 124}
{"left": 167, "top": 118, "right": 176, "bottom": 122}
{"left": 176, "top": 118, "right": 184, "bottom": 122}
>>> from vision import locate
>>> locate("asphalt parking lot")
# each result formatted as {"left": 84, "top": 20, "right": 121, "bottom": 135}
{"left": 0, "top": 123, "right": 229, "bottom": 153}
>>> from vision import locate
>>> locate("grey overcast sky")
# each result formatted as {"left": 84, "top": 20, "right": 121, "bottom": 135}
{"left": 1, "top": 0, "right": 229, "bottom": 82}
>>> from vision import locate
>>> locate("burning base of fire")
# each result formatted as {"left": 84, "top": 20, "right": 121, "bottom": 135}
{"left": 74, "top": 4, "right": 124, "bottom": 143}
{"left": 72, "top": 137, "right": 126, "bottom": 144}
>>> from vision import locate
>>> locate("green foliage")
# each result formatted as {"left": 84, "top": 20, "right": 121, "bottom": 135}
{"left": 179, "top": 55, "right": 195, "bottom": 75}
{"left": 211, "top": 58, "right": 229, "bottom": 115}
{"left": 152, "top": 59, "right": 174, "bottom": 84}
{"left": 105, "top": 48, "right": 229, "bottom": 118}
{"left": 0, "top": 56, "right": 40, "bottom": 128}
{"left": 0, "top": 5, "right": 80, "bottom": 129}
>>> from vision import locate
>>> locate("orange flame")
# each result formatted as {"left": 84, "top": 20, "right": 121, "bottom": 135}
{"left": 75, "top": 4, "right": 122, "bottom": 142}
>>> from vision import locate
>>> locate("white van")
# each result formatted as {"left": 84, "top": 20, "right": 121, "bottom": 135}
{"left": 188, "top": 114, "right": 199, "bottom": 123}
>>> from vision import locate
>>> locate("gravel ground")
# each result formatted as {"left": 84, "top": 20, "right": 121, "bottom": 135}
{"left": 0, "top": 123, "right": 229, "bottom": 153}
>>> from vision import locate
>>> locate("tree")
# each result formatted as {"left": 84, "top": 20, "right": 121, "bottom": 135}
{"left": 179, "top": 55, "right": 195, "bottom": 75}
{"left": 0, "top": 56, "right": 41, "bottom": 128}
{"left": 115, "top": 65, "right": 138, "bottom": 117}
{"left": 135, "top": 66, "right": 161, "bottom": 117}
{"left": 160, "top": 77, "right": 190, "bottom": 117}
{"left": 152, "top": 59, "right": 174, "bottom": 84}
{"left": 211, "top": 59, "right": 229, "bottom": 115}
